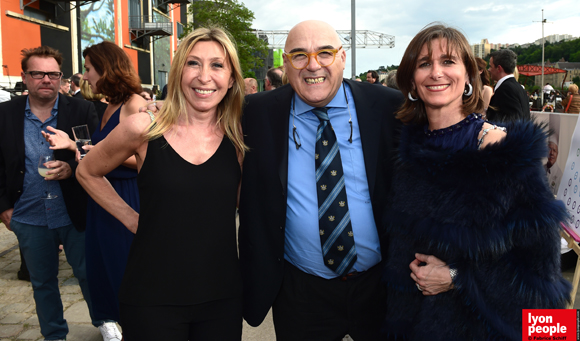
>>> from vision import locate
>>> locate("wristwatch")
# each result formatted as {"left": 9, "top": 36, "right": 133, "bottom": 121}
{"left": 449, "top": 267, "right": 458, "bottom": 283}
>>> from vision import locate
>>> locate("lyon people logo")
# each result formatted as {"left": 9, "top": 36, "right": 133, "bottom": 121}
{"left": 522, "top": 309, "right": 576, "bottom": 340}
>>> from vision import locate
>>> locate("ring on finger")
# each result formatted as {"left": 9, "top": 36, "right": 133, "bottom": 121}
{"left": 416, "top": 283, "right": 422, "bottom": 291}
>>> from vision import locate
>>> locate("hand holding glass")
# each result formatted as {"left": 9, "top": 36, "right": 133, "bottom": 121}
{"left": 72, "top": 125, "right": 92, "bottom": 159}
{"left": 38, "top": 154, "right": 57, "bottom": 199}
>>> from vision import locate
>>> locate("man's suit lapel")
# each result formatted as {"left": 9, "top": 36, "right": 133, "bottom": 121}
{"left": 56, "top": 93, "right": 71, "bottom": 132}
{"left": 269, "top": 86, "right": 292, "bottom": 196}
{"left": 345, "top": 79, "right": 381, "bottom": 199}
{"left": 12, "top": 97, "right": 27, "bottom": 167}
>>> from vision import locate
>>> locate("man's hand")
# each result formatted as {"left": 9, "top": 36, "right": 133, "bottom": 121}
{"left": 0, "top": 208, "right": 13, "bottom": 231}
{"left": 138, "top": 101, "right": 163, "bottom": 115}
{"left": 410, "top": 253, "right": 453, "bottom": 296}
{"left": 44, "top": 160, "right": 73, "bottom": 180}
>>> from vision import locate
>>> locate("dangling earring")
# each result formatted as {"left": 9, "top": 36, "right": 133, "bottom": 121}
{"left": 463, "top": 83, "right": 473, "bottom": 96}
{"left": 408, "top": 92, "right": 418, "bottom": 102}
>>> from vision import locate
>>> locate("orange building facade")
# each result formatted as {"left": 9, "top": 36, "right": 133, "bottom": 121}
{"left": 0, "top": 0, "right": 189, "bottom": 92}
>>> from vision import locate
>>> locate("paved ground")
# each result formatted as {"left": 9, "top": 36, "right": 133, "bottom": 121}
{"left": 1, "top": 221, "right": 578, "bottom": 340}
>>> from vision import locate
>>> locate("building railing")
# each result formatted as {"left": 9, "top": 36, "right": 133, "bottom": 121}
{"left": 153, "top": 0, "right": 192, "bottom": 7}
{"left": 128, "top": 15, "right": 173, "bottom": 36}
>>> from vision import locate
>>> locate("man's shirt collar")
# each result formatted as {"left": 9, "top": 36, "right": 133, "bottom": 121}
{"left": 494, "top": 74, "right": 515, "bottom": 92}
{"left": 293, "top": 81, "right": 347, "bottom": 116}
{"left": 24, "top": 95, "right": 59, "bottom": 118}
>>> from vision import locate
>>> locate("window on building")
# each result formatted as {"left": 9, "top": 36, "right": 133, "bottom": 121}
{"left": 129, "top": 0, "right": 142, "bottom": 28}
{"left": 23, "top": 5, "right": 52, "bottom": 22}
{"left": 129, "top": 0, "right": 147, "bottom": 49}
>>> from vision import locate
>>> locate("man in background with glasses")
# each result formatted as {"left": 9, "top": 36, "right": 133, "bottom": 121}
{"left": 0, "top": 46, "right": 99, "bottom": 341}
{"left": 239, "top": 20, "right": 404, "bottom": 340}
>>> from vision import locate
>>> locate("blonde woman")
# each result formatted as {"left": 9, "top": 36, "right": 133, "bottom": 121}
{"left": 80, "top": 79, "right": 108, "bottom": 121}
{"left": 562, "top": 84, "right": 580, "bottom": 113}
{"left": 77, "top": 27, "right": 246, "bottom": 340}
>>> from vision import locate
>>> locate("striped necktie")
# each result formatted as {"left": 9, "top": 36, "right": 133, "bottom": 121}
{"left": 312, "top": 107, "right": 357, "bottom": 276}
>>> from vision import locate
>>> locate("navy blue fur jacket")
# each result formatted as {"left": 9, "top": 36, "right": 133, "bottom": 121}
{"left": 382, "top": 120, "right": 571, "bottom": 340}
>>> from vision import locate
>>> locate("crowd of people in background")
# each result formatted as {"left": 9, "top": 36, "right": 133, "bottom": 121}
{"left": 0, "top": 18, "right": 579, "bottom": 341}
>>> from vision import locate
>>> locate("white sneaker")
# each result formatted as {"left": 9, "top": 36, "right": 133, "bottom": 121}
{"left": 98, "top": 322, "right": 122, "bottom": 341}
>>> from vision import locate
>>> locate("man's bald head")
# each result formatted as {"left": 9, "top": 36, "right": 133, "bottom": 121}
{"left": 283, "top": 20, "right": 346, "bottom": 107}
{"left": 244, "top": 77, "right": 258, "bottom": 95}
{"left": 285, "top": 20, "right": 342, "bottom": 52}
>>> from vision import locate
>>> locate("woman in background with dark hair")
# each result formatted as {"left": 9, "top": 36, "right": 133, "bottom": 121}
{"left": 475, "top": 57, "right": 493, "bottom": 113}
{"left": 81, "top": 41, "right": 147, "bottom": 341}
{"left": 381, "top": 23, "right": 570, "bottom": 340}
{"left": 45, "top": 41, "right": 147, "bottom": 341}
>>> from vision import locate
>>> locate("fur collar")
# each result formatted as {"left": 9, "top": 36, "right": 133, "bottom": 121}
{"left": 399, "top": 120, "right": 549, "bottom": 181}
{"left": 389, "top": 120, "right": 566, "bottom": 261}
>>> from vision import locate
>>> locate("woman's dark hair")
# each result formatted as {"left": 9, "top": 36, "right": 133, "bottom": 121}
{"left": 475, "top": 57, "right": 490, "bottom": 87}
{"left": 396, "top": 23, "right": 484, "bottom": 125}
{"left": 82, "top": 41, "right": 142, "bottom": 105}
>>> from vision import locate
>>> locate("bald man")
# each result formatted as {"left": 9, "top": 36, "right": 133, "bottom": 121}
{"left": 244, "top": 77, "right": 258, "bottom": 95}
{"left": 239, "top": 20, "right": 403, "bottom": 340}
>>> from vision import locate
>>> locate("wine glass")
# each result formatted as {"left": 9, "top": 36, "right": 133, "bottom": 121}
{"left": 72, "top": 124, "right": 92, "bottom": 159}
{"left": 38, "top": 154, "right": 58, "bottom": 199}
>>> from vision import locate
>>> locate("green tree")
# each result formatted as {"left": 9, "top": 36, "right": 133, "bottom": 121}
{"left": 184, "top": 0, "right": 268, "bottom": 78}
{"left": 512, "top": 38, "right": 580, "bottom": 65}
{"left": 573, "top": 76, "right": 580, "bottom": 87}
{"left": 358, "top": 72, "right": 367, "bottom": 82}
{"left": 80, "top": 1, "right": 115, "bottom": 45}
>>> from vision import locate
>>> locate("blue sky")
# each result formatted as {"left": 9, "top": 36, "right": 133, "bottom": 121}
{"left": 242, "top": 0, "right": 579, "bottom": 78}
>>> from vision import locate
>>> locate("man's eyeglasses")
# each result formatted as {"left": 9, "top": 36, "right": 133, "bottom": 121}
{"left": 25, "top": 71, "right": 63, "bottom": 80}
{"left": 284, "top": 46, "right": 342, "bottom": 70}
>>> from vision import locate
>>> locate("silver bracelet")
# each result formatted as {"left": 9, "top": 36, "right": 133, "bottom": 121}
{"left": 449, "top": 267, "right": 458, "bottom": 283}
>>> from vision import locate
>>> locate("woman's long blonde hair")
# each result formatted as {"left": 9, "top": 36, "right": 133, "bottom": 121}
{"left": 80, "top": 78, "right": 106, "bottom": 101}
{"left": 145, "top": 27, "right": 247, "bottom": 157}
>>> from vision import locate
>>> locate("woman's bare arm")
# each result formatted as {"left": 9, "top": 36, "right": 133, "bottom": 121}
{"left": 76, "top": 112, "right": 151, "bottom": 233}
{"left": 116, "top": 94, "right": 148, "bottom": 170}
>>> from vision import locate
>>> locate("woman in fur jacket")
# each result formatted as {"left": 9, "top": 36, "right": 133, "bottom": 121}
{"left": 381, "top": 23, "right": 571, "bottom": 340}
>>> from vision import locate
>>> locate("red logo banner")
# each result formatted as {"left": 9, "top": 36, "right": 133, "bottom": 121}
{"left": 522, "top": 309, "right": 577, "bottom": 340}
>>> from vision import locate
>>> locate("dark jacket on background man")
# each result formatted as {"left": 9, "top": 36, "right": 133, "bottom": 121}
{"left": 487, "top": 77, "right": 530, "bottom": 123}
{"left": 0, "top": 94, "right": 98, "bottom": 231}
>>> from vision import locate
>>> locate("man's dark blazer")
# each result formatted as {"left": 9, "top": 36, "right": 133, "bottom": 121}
{"left": 238, "top": 79, "right": 404, "bottom": 327}
{"left": 0, "top": 94, "right": 98, "bottom": 231}
{"left": 486, "top": 77, "right": 530, "bottom": 123}
{"left": 73, "top": 91, "right": 84, "bottom": 100}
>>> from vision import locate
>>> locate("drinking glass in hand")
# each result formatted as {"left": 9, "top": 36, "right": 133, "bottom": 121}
{"left": 72, "top": 124, "right": 92, "bottom": 159}
{"left": 38, "top": 154, "right": 58, "bottom": 199}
